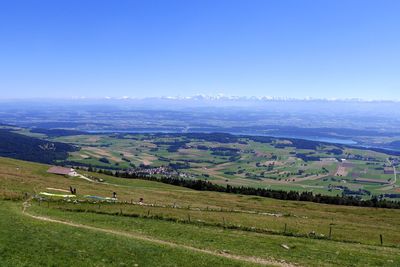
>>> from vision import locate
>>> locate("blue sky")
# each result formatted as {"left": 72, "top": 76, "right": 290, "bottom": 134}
{"left": 0, "top": 0, "right": 399, "bottom": 100}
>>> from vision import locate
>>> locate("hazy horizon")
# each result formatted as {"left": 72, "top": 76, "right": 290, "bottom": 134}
{"left": 0, "top": 94, "right": 400, "bottom": 102}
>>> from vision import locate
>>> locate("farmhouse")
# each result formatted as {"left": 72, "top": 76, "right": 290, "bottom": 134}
{"left": 47, "top": 166, "right": 78, "bottom": 176}
{"left": 384, "top": 167, "right": 394, "bottom": 174}
{"left": 320, "top": 157, "right": 338, "bottom": 162}
{"left": 383, "top": 167, "right": 400, "bottom": 175}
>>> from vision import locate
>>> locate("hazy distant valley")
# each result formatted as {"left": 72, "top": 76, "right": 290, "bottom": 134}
{"left": 1, "top": 99, "right": 400, "bottom": 201}
{"left": 1, "top": 99, "right": 400, "bottom": 151}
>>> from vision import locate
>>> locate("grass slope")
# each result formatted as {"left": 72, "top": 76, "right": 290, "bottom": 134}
{"left": 1, "top": 156, "right": 400, "bottom": 266}
{"left": 0, "top": 202, "right": 252, "bottom": 267}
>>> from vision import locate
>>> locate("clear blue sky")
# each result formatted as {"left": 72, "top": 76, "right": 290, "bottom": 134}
{"left": 0, "top": 0, "right": 399, "bottom": 100}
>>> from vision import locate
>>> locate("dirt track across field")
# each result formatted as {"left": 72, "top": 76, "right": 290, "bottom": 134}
{"left": 22, "top": 201, "right": 297, "bottom": 267}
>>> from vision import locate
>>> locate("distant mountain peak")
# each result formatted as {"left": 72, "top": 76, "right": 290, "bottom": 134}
{"left": 100, "top": 95, "right": 399, "bottom": 103}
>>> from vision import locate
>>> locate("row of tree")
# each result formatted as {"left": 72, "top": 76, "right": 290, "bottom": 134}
{"left": 89, "top": 168, "right": 400, "bottom": 209}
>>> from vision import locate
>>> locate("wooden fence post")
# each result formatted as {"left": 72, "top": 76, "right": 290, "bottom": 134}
{"left": 380, "top": 234, "right": 383, "bottom": 245}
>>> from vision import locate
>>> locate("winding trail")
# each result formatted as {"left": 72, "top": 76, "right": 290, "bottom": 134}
{"left": 22, "top": 201, "right": 297, "bottom": 267}
{"left": 386, "top": 158, "right": 397, "bottom": 185}
{"left": 392, "top": 164, "right": 397, "bottom": 185}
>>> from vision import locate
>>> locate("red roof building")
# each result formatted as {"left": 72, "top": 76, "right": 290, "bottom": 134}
{"left": 47, "top": 166, "right": 78, "bottom": 176}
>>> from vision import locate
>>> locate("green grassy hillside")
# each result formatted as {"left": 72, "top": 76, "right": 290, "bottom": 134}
{"left": 1, "top": 156, "right": 399, "bottom": 266}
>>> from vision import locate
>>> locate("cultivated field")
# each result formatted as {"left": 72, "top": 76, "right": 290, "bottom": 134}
{"left": 48, "top": 132, "right": 400, "bottom": 198}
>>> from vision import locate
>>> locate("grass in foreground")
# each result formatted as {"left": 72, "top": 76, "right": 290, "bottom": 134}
{"left": 1, "top": 157, "right": 400, "bottom": 266}
{"left": 0, "top": 201, "right": 256, "bottom": 267}
{"left": 27, "top": 201, "right": 400, "bottom": 267}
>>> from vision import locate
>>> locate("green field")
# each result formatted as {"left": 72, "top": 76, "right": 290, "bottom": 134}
{"left": 45, "top": 132, "right": 400, "bottom": 198}
{"left": 1, "top": 157, "right": 400, "bottom": 266}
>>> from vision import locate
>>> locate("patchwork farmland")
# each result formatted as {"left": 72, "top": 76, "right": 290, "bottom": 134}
{"left": 46, "top": 132, "right": 400, "bottom": 199}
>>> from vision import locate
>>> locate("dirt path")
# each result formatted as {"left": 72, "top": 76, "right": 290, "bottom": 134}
{"left": 22, "top": 202, "right": 296, "bottom": 267}
{"left": 289, "top": 173, "right": 330, "bottom": 183}
{"left": 387, "top": 158, "right": 397, "bottom": 185}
